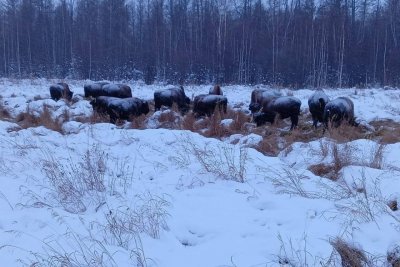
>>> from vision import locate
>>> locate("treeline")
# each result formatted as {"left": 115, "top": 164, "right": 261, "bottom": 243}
{"left": 1, "top": 0, "right": 400, "bottom": 87}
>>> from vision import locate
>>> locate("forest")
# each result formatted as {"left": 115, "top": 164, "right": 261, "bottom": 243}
{"left": 0, "top": 0, "right": 399, "bottom": 87}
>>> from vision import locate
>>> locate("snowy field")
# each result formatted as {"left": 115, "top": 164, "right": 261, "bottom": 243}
{"left": 0, "top": 79, "right": 399, "bottom": 266}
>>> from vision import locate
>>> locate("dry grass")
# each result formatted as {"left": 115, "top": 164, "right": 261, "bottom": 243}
{"left": 226, "top": 108, "right": 251, "bottom": 134}
{"left": 325, "top": 122, "right": 365, "bottom": 143}
{"left": 332, "top": 143, "right": 352, "bottom": 174}
{"left": 203, "top": 109, "right": 226, "bottom": 137}
{"left": 185, "top": 138, "right": 248, "bottom": 183}
{"left": 0, "top": 97, "right": 10, "bottom": 120}
{"left": 370, "top": 120, "right": 400, "bottom": 144}
{"left": 182, "top": 108, "right": 230, "bottom": 138}
{"left": 182, "top": 112, "right": 197, "bottom": 131}
{"left": 308, "top": 163, "right": 335, "bottom": 179}
{"left": 75, "top": 111, "right": 109, "bottom": 124}
{"left": 255, "top": 131, "right": 282, "bottom": 156}
{"left": 388, "top": 245, "right": 400, "bottom": 267}
{"left": 308, "top": 142, "right": 353, "bottom": 181}
{"left": 369, "top": 143, "right": 385, "bottom": 169}
{"left": 16, "top": 105, "right": 64, "bottom": 133}
{"left": 330, "top": 238, "right": 370, "bottom": 267}
{"left": 130, "top": 114, "right": 148, "bottom": 129}
{"left": 156, "top": 110, "right": 182, "bottom": 129}
{"left": 388, "top": 199, "right": 398, "bottom": 211}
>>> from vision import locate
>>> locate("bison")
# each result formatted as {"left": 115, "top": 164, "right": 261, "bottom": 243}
{"left": 84, "top": 82, "right": 132, "bottom": 98}
{"left": 209, "top": 85, "right": 223, "bottom": 95}
{"left": 249, "top": 88, "right": 282, "bottom": 113}
{"left": 253, "top": 96, "right": 301, "bottom": 130}
{"left": 90, "top": 96, "right": 149, "bottom": 123}
{"left": 323, "top": 97, "right": 355, "bottom": 129}
{"left": 154, "top": 86, "right": 190, "bottom": 113}
{"left": 49, "top": 82, "right": 73, "bottom": 101}
{"left": 193, "top": 94, "right": 228, "bottom": 117}
{"left": 308, "top": 89, "right": 330, "bottom": 128}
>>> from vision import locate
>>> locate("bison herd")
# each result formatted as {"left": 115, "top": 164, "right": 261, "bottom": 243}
{"left": 49, "top": 82, "right": 356, "bottom": 131}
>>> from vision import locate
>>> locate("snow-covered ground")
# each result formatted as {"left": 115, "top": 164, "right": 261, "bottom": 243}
{"left": 0, "top": 79, "right": 399, "bottom": 266}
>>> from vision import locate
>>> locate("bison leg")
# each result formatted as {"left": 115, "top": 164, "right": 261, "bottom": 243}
{"left": 290, "top": 115, "right": 299, "bottom": 130}
{"left": 107, "top": 108, "right": 119, "bottom": 124}
{"left": 312, "top": 114, "right": 318, "bottom": 128}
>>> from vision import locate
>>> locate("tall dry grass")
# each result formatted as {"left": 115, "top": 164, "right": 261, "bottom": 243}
{"left": 16, "top": 105, "right": 64, "bottom": 133}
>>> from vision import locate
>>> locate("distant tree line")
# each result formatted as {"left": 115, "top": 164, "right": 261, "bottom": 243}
{"left": 0, "top": 0, "right": 399, "bottom": 87}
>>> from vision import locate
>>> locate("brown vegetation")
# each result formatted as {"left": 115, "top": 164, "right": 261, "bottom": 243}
{"left": 0, "top": 97, "right": 10, "bottom": 120}
{"left": 330, "top": 238, "right": 370, "bottom": 267}
{"left": 308, "top": 163, "right": 336, "bottom": 179}
{"left": 388, "top": 200, "right": 398, "bottom": 211}
{"left": 130, "top": 114, "right": 148, "bottom": 129}
{"left": 325, "top": 122, "right": 366, "bottom": 143}
{"left": 16, "top": 105, "right": 64, "bottom": 133}
{"left": 255, "top": 134, "right": 281, "bottom": 156}
{"left": 181, "top": 112, "right": 196, "bottom": 131}
{"left": 308, "top": 142, "right": 353, "bottom": 180}
{"left": 75, "top": 111, "right": 109, "bottom": 124}
{"left": 226, "top": 108, "right": 251, "bottom": 134}
{"left": 369, "top": 120, "right": 400, "bottom": 144}
{"left": 156, "top": 109, "right": 182, "bottom": 129}
{"left": 388, "top": 245, "right": 400, "bottom": 267}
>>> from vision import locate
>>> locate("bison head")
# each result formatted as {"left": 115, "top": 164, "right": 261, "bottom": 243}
{"left": 89, "top": 98, "right": 97, "bottom": 107}
{"left": 66, "top": 90, "right": 73, "bottom": 101}
{"left": 253, "top": 111, "right": 276, "bottom": 127}
{"left": 249, "top": 102, "right": 261, "bottom": 113}
{"left": 185, "top": 96, "right": 191, "bottom": 105}
{"left": 318, "top": 98, "right": 326, "bottom": 110}
{"left": 141, "top": 101, "right": 150, "bottom": 115}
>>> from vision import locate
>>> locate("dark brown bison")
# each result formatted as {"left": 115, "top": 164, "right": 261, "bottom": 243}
{"left": 193, "top": 94, "right": 228, "bottom": 117}
{"left": 84, "top": 82, "right": 132, "bottom": 98}
{"left": 249, "top": 88, "right": 282, "bottom": 113}
{"left": 308, "top": 89, "right": 330, "bottom": 128}
{"left": 154, "top": 86, "right": 190, "bottom": 113}
{"left": 90, "top": 96, "right": 149, "bottom": 123}
{"left": 253, "top": 96, "right": 301, "bottom": 130}
{"left": 323, "top": 97, "right": 355, "bottom": 129}
{"left": 209, "top": 85, "right": 223, "bottom": 95}
{"left": 49, "top": 82, "right": 73, "bottom": 101}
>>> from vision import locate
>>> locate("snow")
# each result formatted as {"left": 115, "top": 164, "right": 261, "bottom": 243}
{"left": 0, "top": 79, "right": 399, "bottom": 266}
